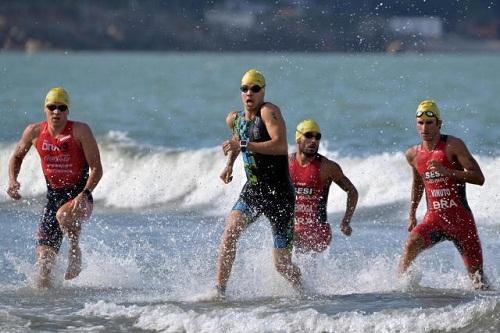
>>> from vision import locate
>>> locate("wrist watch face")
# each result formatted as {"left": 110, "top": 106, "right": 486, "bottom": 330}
{"left": 240, "top": 140, "right": 247, "bottom": 152}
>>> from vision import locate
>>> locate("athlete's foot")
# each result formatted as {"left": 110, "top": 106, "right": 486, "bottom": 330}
{"left": 292, "top": 280, "right": 305, "bottom": 296}
{"left": 35, "top": 264, "right": 53, "bottom": 289}
{"left": 398, "top": 266, "right": 423, "bottom": 290}
{"left": 35, "top": 253, "right": 55, "bottom": 289}
{"left": 35, "top": 276, "right": 52, "bottom": 289}
{"left": 214, "top": 285, "right": 226, "bottom": 300}
{"left": 185, "top": 285, "right": 226, "bottom": 303}
{"left": 65, "top": 247, "right": 82, "bottom": 280}
{"left": 471, "top": 272, "right": 491, "bottom": 291}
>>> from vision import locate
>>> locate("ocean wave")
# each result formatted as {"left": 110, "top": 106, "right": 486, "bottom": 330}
{"left": 77, "top": 297, "right": 499, "bottom": 333}
{"left": 1, "top": 131, "right": 499, "bottom": 224}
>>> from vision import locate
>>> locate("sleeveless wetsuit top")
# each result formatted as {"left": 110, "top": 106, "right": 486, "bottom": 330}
{"left": 233, "top": 108, "right": 290, "bottom": 186}
{"left": 35, "top": 121, "right": 89, "bottom": 190}
{"left": 289, "top": 153, "right": 330, "bottom": 224}
{"left": 415, "top": 135, "right": 470, "bottom": 211}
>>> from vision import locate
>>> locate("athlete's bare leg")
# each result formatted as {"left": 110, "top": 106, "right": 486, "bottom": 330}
{"left": 273, "top": 248, "right": 302, "bottom": 291}
{"left": 56, "top": 199, "right": 91, "bottom": 280}
{"left": 215, "top": 210, "right": 247, "bottom": 295}
{"left": 64, "top": 229, "right": 82, "bottom": 280}
{"left": 461, "top": 244, "right": 490, "bottom": 290}
{"left": 36, "top": 245, "right": 57, "bottom": 289}
{"left": 399, "top": 232, "right": 426, "bottom": 276}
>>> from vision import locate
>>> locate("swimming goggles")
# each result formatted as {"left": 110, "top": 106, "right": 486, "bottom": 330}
{"left": 240, "top": 85, "right": 264, "bottom": 93}
{"left": 297, "top": 130, "right": 321, "bottom": 140}
{"left": 416, "top": 110, "right": 437, "bottom": 118}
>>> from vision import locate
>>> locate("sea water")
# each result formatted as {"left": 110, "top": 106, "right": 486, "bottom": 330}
{"left": 0, "top": 52, "right": 499, "bottom": 332}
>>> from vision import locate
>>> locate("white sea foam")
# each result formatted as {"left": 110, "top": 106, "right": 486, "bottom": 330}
{"left": 78, "top": 297, "right": 498, "bottom": 333}
{"left": 1, "top": 132, "right": 500, "bottom": 225}
{"left": 3, "top": 253, "right": 37, "bottom": 288}
{"left": 0, "top": 309, "right": 29, "bottom": 333}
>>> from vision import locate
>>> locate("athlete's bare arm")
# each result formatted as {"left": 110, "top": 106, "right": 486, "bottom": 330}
{"left": 220, "top": 112, "right": 239, "bottom": 183}
{"left": 429, "top": 136, "right": 484, "bottom": 186}
{"left": 221, "top": 112, "right": 240, "bottom": 156}
{"left": 71, "top": 122, "right": 103, "bottom": 212}
{"left": 74, "top": 122, "right": 103, "bottom": 192}
{"left": 246, "top": 103, "right": 288, "bottom": 155}
{"left": 453, "top": 138, "right": 484, "bottom": 185}
{"left": 7, "top": 124, "right": 39, "bottom": 200}
{"left": 323, "top": 158, "right": 358, "bottom": 236}
{"left": 405, "top": 146, "right": 424, "bottom": 232}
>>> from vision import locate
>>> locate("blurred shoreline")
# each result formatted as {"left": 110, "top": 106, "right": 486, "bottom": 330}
{"left": 1, "top": 1, "right": 500, "bottom": 54}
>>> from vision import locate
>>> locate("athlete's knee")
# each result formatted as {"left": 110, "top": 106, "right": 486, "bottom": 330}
{"left": 56, "top": 206, "right": 77, "bottom": 231}
{"left": 223, "top": 213, "right": 246, "bottom": 239}
{"left": 57, "top": 210, "right": 83, "bottom": 235}
{"left": 219, "top": 224, "right": 243, "bottom": 258}
{"left": 55, "top": 208, "right": 69, "bottom": 225}
{"left": 37, "top": 246, "right": 57, "bottom": 265}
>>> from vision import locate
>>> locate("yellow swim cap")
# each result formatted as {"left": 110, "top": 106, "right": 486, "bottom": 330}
{"left": 296, "top": 119, "right": 321, "bottom": 142}
{"left": 45, "top": 87, "right": 70, "bottom": 107}
{"left": 416, "top": 100, "right": 440, "bottom": 120}
{"left": 241, "top": 69, "right": 266, "bottom": 88}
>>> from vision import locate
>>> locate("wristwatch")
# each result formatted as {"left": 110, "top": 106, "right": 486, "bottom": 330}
{"left": 239, "top": 140, "right": 248, "bottom": 153}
